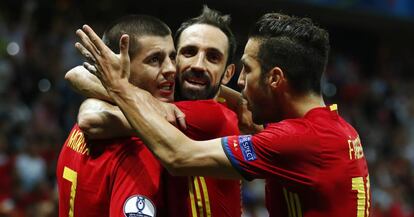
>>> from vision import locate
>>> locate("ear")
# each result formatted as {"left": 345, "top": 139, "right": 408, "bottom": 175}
{"left": 221, "top": 64, "right": 236, "bottom": 85}
{"left": 267, "top": 66, "right": 284, "bottom": 90}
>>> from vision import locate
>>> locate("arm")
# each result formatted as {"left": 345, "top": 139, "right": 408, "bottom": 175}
{"left": 219, "top": 85, "right": 241, "bottom": 112}
{"left": 77, "top": 98, "right": 134, "bottom": 139}
{"left": 78, "top": 97, "right": 186, "bottom": 139}
{"left": 65, "top": 65, "right": 113, "bottom": 102}
{"left": 77, "top": 25, "right": 241, "bottom": 179}
{"left": 220, "top": 85, "right": 263, "bottom": 134}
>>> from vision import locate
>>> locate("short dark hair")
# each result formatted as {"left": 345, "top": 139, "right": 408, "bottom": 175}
{"left": 249, "top": 13, "right": 330, "bottom": 94}
{"left": 175, "top": 5, "right": 236, "bottom": 66}
{"left": 103, "top": 15, "right": 171, "bottom": 58}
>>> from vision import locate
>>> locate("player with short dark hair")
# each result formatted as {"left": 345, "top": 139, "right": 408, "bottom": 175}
{"left": 56, "top": 14, "right": 176, "bottom": 217}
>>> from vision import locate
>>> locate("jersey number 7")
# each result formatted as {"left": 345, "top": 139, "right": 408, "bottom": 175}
{"left": 63, "top": 166, "right": 78, "bottom": 217}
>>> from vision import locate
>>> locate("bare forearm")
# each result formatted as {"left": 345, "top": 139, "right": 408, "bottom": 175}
{"left": 65, "top": 66, "right": 113, "bottom": 102}
{"left": 78, "top": 98, "right": 134, "bottom": 139}
{"left": 219, "top": 85, "right": 242, "bottom": 112}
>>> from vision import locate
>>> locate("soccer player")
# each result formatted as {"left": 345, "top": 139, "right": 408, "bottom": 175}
{"left": 56, "top": 15, "right": 177, "bottom": 217}
{"left": 68, "top": 6, "right": 242, "bottom": 217}
{"left": 79, "top": 12, "right": 371, "bottom": 217}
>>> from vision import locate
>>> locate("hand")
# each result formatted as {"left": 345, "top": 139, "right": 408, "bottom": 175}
{"left": 75, "top": 24, "right": 130, "bottom": 93}
{"left": 160, "top": 102, "right": 187, "bottom": 130}
{"left": 144, "top": 96, "right": 186, "bottom": 130}
{"left": 237, "top": 98, "right": 263, "bottom": 134}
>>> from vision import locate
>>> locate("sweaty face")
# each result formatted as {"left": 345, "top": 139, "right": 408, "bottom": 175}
{"left": 238, "top": 38, "right": 274, "bottom": 124}
{"left": 176, "top": 24, "right": 229, "bottom": 100}
{"left": 129, "top": 35, "right": 176, "bottom": 102}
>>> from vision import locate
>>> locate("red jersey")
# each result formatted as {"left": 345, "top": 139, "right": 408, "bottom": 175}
{"left": 57, "top": 124, "right": 164, "bottom": 217}
{"left": 167, "top": 100, "right": 242, "bottom": 217}
{"left": 222, "top": 105, "right": 371, "bottom": 217}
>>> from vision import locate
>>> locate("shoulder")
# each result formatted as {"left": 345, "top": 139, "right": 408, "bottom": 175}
{"left": 175, "top": 99, "right": 222, "bottom": 111}
{"left": 253, "top": 118, "right": 317, "bottom": 146}
{"left": 175, "top": 99, "right": 236, "bottom": 122}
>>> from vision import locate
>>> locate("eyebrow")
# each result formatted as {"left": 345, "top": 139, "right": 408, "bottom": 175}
{"left": 180, "top": 44, "right": 224, "bottom": 55}
{"left": 207, "top": 47, "right": 224, "bottom": 54}
{"left": 145, "top": 49, "right": 163, "bottom": 56}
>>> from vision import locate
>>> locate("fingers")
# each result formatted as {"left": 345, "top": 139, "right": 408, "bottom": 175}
{"left": 82, "top": 25, "right": 107, "bottom": 54}
{"left": 174, "top": 107, "right": 187, "bottom": 130}
{"left": 119, "top": 34, "right": 130, "bottom": 77}
{"left": 75, "top": 42, "right": 96, "bottom": 63}
{"left": 83, "top": 62, "right": 97, "bottom": 74}
{"left": 166, "top": 113, "right": 178, "bottom": 127}
{"left": 76, "top": 29, "right": 100, "bottom": 60}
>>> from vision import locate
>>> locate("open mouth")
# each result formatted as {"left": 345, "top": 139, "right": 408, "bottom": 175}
{"left": 184, "top": 77, "right": 208, "bottom": 88}
{"left": 158, "top": 81, "right": 174, "bottom": 95}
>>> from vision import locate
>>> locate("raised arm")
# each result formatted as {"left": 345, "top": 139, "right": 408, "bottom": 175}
{"left": 76, "top": 25, "right": 241, "bottom": 179}
{"left": 65, "top": 65, "right": 113, "bottom": 102}
{"left": 78, "top": 98, "right": 134, "bottom": 139}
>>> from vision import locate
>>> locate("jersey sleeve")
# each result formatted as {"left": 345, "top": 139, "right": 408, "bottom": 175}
{"left": 175, "top": 100, "right": 239, "bottom": 139}
{"left": 109, "top": 141, "right": 165, "bottom": 217}
{"left": 221, "top": 122, "right": 320, "bottom": 185}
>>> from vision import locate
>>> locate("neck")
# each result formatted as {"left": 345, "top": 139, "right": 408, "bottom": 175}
{"left": 282, "top": 91, "right": 325, "bottom": 119}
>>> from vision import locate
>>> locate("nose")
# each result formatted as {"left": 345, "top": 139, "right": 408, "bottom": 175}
{"left": 162, "top": 57, "right": 176, "bottom": 80}
{"left": 191, "top": 53, "right": 207, "bottom": 72}
{"left": 237, "top": 71, "right": 246, "bottom": 90}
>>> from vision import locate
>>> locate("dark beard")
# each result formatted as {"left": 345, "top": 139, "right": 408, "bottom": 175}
{"left": 175, "top": 69, "right": 224, "bottom": 101}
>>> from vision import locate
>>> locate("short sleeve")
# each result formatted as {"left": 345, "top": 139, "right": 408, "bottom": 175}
{"left": 221, "top": 122, "right": 320, "bottom": 185}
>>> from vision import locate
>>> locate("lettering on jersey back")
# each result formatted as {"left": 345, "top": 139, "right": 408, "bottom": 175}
{"left": 348, "top": 136, "right": 363, "bottom": 160}
{"left": 66, "top": 129, "right": 89, "bottom": 155}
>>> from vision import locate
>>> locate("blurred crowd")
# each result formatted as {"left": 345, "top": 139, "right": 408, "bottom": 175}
{"left": 0, "top": 1, "right": 413, "bottom": 217}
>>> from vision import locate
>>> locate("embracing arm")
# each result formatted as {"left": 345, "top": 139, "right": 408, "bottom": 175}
{"left": 219, "top": 85, "right": 241, "bottom": 112}
{"left": 65, "top": 65, "right": 113, "bottom": 102}
{"left": 77, "top": 98, "right": 134, "bottom": 139}
{"left": 77, "top": 97, "right": 186, "bottom": 139}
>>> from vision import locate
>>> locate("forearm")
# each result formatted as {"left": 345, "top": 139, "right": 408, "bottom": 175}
{"left": 109, "top": 82, "right": 239, "bottom": 178}
{"left": 219, "top": 85, "right": 242, "bottom": 112}
{"left": 78, "top": 99, "right": 134, "bottom": 139}
{"left": 65, "top": 66, "right": 113, "bottom": 102}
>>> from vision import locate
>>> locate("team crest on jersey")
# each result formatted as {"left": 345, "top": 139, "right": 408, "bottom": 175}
{"left": 123, "top": 195, "right": 156, "bottom": 217}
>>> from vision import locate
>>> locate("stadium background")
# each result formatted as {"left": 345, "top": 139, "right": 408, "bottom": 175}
{"left": 0, "top": 0, "right": 413, "bottom": 216}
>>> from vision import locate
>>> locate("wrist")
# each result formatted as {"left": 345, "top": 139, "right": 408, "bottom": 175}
{"left": 106, "top": 78, "right": 130, "bottom": 97}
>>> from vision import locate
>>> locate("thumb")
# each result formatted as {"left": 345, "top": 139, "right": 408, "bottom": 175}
{"left": 120, "top": 34, "right": 130, "bottom": 78}
{"left": 175, "top": 107, "right": 187, "bottom": 130}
